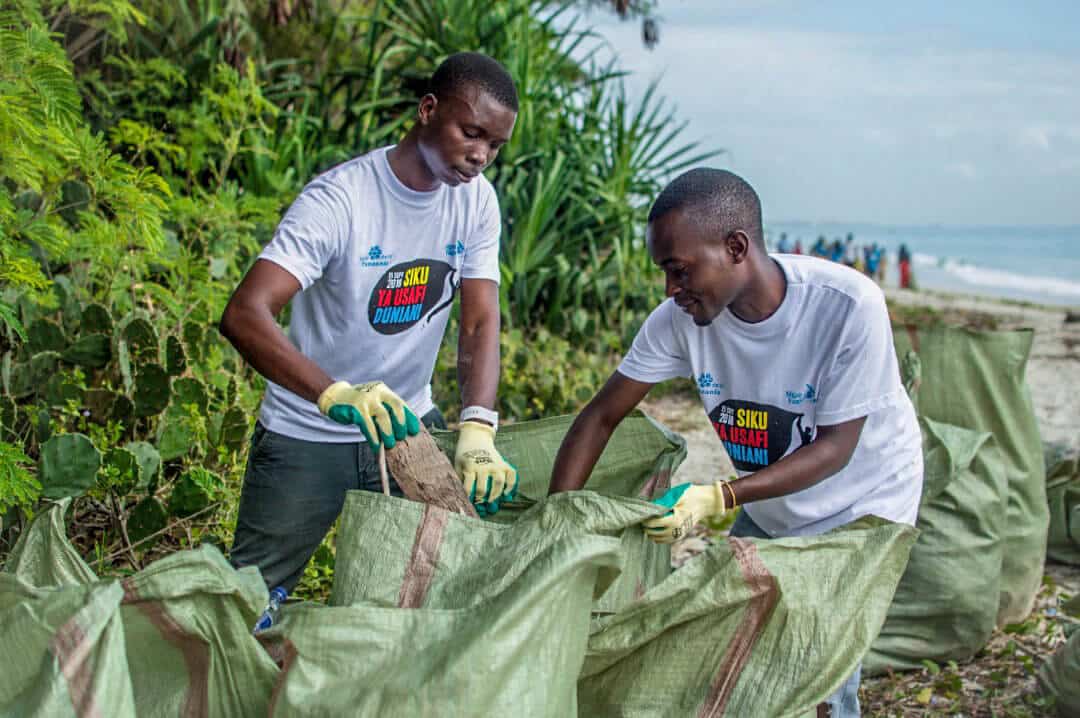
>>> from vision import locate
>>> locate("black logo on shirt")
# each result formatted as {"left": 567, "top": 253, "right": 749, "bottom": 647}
{"left": 368, "top": 259, "right": 457, "bottom": 335}
{"left": 708, "top": 399, "right": 813, "bottom": 471}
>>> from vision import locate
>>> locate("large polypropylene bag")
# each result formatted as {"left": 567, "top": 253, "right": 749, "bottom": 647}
{"left": 0, "top": 577, "right": 135, "bottom": 717}
{"left": 1, "top": 500, "right": 280, "bottom": 718}
{"left": 332, "top": 490, "right": 916, "bottom": 718}
{"left": 1044, "top": 442, "right": 1080, "bottom": 566}
{"left": 580, "top": 516, "right": 918, "bottom": 718}
{"left": 428, "top": 410, "right": 688, "bottom": 614}
{"left": 1040, "top": 630, "right": 1080, "bottom": 717}
{"left": 893, "top": 325, "right": 1047, "bottom": 625}
{"left": 264, "top": 532, "right": 621, "bottom": 717}
{"left": 330, "top": 490, "right": 645, "bottom": 610}
{"left": 1039, "top": 596, "right": 1080, "bottom": 717}
{"left": 865, "top": 417, "right": 1006, "bottom": 673}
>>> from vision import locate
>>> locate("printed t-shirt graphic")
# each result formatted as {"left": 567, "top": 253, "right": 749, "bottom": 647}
{"left": 368, "top": 259, "right": 457, "bottom": 334}
{"left": 709, "top": 399, "right": 813, "bottom": 471}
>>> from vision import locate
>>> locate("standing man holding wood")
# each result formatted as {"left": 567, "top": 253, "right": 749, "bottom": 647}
{"left": 549, "top": 169, "right": 922, "bottom": 717}
{"left": 220, "top": 52, "right": 519, "bottom": 593}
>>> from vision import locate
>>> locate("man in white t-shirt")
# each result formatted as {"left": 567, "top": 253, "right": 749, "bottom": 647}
{"left": 220, "top": 53, "right": 519, "bottom": 593}
{"left": 549, "top": 168, "right": 921, "bottom": 718}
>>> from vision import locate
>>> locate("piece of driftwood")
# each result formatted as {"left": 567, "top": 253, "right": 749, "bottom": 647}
{"left": 383, "top": 427, "right": 478, "bottom": 517}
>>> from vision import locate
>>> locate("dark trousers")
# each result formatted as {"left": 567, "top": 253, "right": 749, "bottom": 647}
{"left": 229, "top": 408, "right": 446, "bottom": 592}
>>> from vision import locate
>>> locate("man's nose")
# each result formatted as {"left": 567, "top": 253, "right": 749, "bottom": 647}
{"left": 466, "top": 147, "right": 487, "bottom": 167}
{"left": 665, "top": 276, "right": 681, "bottom": 298}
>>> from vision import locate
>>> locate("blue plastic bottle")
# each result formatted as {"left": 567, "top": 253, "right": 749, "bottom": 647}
{"left": 253, "top": 586, "right": 287, "bottom": 634}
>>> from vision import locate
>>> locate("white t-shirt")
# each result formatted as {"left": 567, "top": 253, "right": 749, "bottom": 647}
{"left": 619, "top": 254, "right": 922, "bottom": 537}
{"left": 257, "top": 146, "right": 501, "bottom": 442}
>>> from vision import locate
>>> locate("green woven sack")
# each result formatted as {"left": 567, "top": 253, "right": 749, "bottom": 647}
{"left": 1038, "top": 596, "right": 1080, "bottom": 716}
{"left": 865, "top": 417, "right": 1005, "bottom": 673}
{"left": 1, "top": 501, "right": 280, "bottom": 718}
{"left": 893, "top": 325, "right": 1047, "bottom": 625}
{"left": 428, "top": 410, "right": 687, "bottom": 614}
{"left": 1044, "top": 442, "right": 1080, "bottom": 565}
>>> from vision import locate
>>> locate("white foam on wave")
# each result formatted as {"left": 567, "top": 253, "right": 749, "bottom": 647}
{"left": 911, "top": 251, "right": 1080, "bottom": 298}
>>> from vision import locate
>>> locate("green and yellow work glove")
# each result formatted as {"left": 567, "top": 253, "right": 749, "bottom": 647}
{"left": 642, "top": 481, "right": 731, "bottom": 544}
{"left": 317, "top": 381, "right": 420, "bottom": 448}
{"left": 454, "top": 420, "right": 518, "bottom": 516}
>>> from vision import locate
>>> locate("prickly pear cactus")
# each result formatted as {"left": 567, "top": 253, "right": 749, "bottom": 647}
{"left": 218, "top": 406, "right": 249, "bottom": 452}
{"left": 44, "top": 372, "right": 83, "bottom": 407}
{"left": 127, "top": 496, "right": 167, "bottom": 546}
{"left": 121, "top": 316, "right": 159, "bottom": 362}
{"left": 101, "top": 446, "right": 140, "bottom": 495}
{"left": 111, "top": 395, "right": 135, "bottom": 422}
{"left": 167, "top": 467, "right": 221, "bottom": 517}
{"left": 62, "top": 333, "right": 111, "bottom": 368}
{"left": 165, "top": 334, "right": 186, "bottom": 376}
{"left": 158, "top": 415, "right": 194, "bottom": 462}
{"left": 172, "top": 377, "right": 209, "bottom": 414}
{"left": 39, "top": 433, "right": 102, "bottom": 499}
{"left": 182, "top": 320, "right": 205, "bottom": 363}
{"left": 117, "top": 339, "right": 133, "bottom": 393}
{"left": 80, "top": 303, "right": 113, "bottom": 334}
{"left": 134, "top": 363, "right": 170, "bottom": 417}
{"left": 124, "top": 441, "right": 161, "bottom": 492}
{"left": 27, "top": 319, "right": 66, "bottom": 354}
{"left": 29, "top": 351, "right": 61, "bottom": 389}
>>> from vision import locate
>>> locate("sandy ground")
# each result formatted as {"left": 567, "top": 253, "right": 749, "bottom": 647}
{"left": 641, "top": 288, "right": 1080, "bottom": 488}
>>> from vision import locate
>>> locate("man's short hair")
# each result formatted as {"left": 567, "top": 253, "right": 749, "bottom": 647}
{"left": 430, "top": 52, "right": 519, "bottom": 112}
{"left": 648, "top": 168, "right": 764, "bottom": 247}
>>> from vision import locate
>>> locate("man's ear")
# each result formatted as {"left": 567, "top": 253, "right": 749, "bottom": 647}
{"left": 417, "top": 94, "right": 438, "bottom": 126}
{"left": 726, "top": 230, "right": 751, "bottom": 264}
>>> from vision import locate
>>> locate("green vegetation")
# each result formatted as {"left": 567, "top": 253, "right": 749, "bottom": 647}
{"left": 0, "top": 0, "right": 715, "bottom": 596}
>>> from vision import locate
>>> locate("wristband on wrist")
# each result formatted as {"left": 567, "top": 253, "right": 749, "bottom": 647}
{"left": 460, "top": 405, "right": 498, "bottom": 428}
{"left": 720, "top": 479, "right": 738, "bottom": 510}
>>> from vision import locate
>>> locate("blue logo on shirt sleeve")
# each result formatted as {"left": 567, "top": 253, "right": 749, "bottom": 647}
{"left": 445, "top": 240, "right": 466, "bottom": 257}
{"left": 785, "top": 384, "right": 818, "bottom": 405}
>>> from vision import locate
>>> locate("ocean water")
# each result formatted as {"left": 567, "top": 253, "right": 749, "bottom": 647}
{"left": 765, "top": 222, "right": 1080, "bottom": 308}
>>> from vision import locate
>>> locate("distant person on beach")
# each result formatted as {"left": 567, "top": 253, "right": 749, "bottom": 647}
{"left": 843, "top": 234, "right": 858, "bottom": 269}
{"left": 549, "top": 168, "right": 923, "bottom": 718}
{"left": 898, "top": 243, "right": 912, "bottom": 289}
{"left": 777, "top": 232, "right": 792, "bottom": 253}
{"left": 830, "top": 238, "right": 844, "bottom": 262}
{"left": 864, "top": 243, "right": 881, "bottom": 280}
{"left": 794, "top": 238, "right": 803, "bottom": 255}
{"left": 812, "top": 236, "right": 828, "bottom": 258}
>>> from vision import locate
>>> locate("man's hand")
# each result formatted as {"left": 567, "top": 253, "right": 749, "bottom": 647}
{"left": 454, "top": 421, "right": 518, "bottom": 516}
{"left": 317, "top": 381, "right": 420, "bottom": 448}
{"left": 642, "top": 482, "right": 730, "bottom": 544}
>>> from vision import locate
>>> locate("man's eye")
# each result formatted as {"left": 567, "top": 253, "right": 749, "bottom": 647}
{"left": 463, "top": 128, "right": 480, "bottom": 139}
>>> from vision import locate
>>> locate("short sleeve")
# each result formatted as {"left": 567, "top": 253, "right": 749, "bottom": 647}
{"left": 259, "top": 178, "right": 351, "bottom": 290}
{"left": 815, "top": 289, "right": 905, "bottom": 425}
{"left": 617, "top": 300, "right": 692, "bottom": 384}
{"left": 460, "top": 181, "right": 502, "bottom": 284}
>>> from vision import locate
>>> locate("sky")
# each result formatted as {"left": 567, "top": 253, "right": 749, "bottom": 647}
{"left": 581, "top": 0, "right": 1080, "bottom": 226}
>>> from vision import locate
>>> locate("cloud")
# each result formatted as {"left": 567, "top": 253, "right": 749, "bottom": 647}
{"left": 1018, "top": 126, "right": 1051, "bottom": 151}
{"left": 580, "top": 17, "right": 1080, "bottom": 223}
{"left": 944, "top": 162, "right": 978, "bottom": 180}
